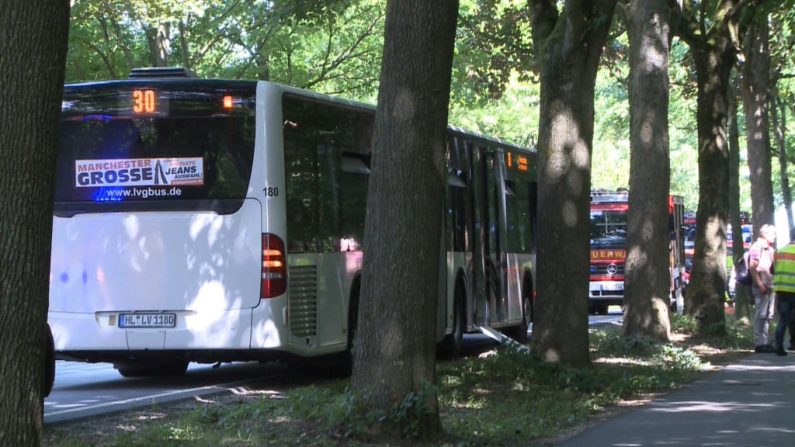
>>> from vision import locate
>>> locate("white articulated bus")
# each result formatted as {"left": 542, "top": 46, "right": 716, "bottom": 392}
{"left": 49, "top": 67, "right": 537, "bottom": 377}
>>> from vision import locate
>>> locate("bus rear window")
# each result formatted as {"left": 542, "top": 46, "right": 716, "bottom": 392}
{"left": 54, "top": 83, "right": 256, "bottom": 215}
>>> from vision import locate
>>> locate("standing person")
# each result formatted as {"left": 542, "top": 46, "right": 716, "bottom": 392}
{"left": 750, "top": 224, "right": 777, "bottom": 353}
{"left": 773, "top": 227, "right": 795, "bottom": 356}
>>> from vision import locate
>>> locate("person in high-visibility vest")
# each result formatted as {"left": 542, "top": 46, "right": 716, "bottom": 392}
{"left": 773, "top": 226, "right": 795, "bottom": 356}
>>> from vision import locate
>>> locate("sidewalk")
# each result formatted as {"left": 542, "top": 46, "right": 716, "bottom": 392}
{"left": 558, "top": 352, "right": 795, "bottom": 446}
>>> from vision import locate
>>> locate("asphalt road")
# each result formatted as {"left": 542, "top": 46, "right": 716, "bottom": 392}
{"left": 44, "top": 311, "right": 623, "bottom": 425}
{"left": 44, "top": 360, "right": 289, "bottom": 424}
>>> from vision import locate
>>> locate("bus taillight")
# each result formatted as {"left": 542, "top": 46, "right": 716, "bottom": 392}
{"left": 261, "top": 233, "right": 286, "bottom": 299}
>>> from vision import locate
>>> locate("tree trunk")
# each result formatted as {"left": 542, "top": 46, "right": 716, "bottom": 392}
{"left": 529, "top": 0, "right": 617, "bottom": 366}
{"left": 146, "top": 23, "right": 171, "bottom": 67}
{"left": 351, "top": 0, "right": 457, "bottom": 438}
{"left": 178, "top": 20, "right": 191, "bottom": 70}
{"left": 729, "top": 84, "right": 751, "bottom": 324}
{"left": 156, "top": 23, "right": 171, "bottom": 67}
{"left": 742, "top": 17, "right": 774, "bottom": 231}
{"left": 257, "top": 47, "right": 271, "bottom": 81}
{"left": 772, "top": 95, "right": 793, "bottom": 231}
{"left": 623, "top": 0, "right": 674, "bottom": 341}
{"left": 0, "top": 0, "right": 70, "bottom": 443}
{"left": 683, "top": 39, "right": 734, "bottom": 333}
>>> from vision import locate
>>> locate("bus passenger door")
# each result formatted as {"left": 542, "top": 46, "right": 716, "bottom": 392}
{"left": 472, "top": 146, "right": 505, "bottom": 325}
{"left": 440, "top": 138, "right": 469, "bottom": 339}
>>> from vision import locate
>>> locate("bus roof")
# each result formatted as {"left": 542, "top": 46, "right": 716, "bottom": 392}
{"left": 65, "top": 75, "right": 535, "bottom": 156}
{"left": 274, "top": 82, "right": 534, "bottom": 154}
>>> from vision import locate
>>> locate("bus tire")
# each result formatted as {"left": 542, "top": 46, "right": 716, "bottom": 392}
{"left": 338, "top": 277, "right": 361, "bottom": 376}
{"left": 503, "top": 297, "right": 530, "bottom": 344}
{"left": 43, "top": 324, "right": 55, "bottom": 398}
{"left": 439, "top": 279, "right": 465, "bottom": 359}
{"left": 504, "top": 275, "right": 532, "bottom": 344}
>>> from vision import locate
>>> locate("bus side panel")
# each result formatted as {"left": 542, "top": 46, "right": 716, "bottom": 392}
{"left": 250, "top": 298, "right": 287, "bottom": 350}
{"left": 440, "top": 251, "right": 467, "bottom": 341}
{"left": 280, "top": 252, "right": 356, "bottom": 355}
{"left": 252, "top": 260, "right": 357, "bottom": 357}
{"left": 317, "top": 252, "right": 359, "bottom": 350}
{"left": 252, "top": 83, "right": 355, "bottom": 356}
{"left": 247, "top": 81, "right": 290, "bottom": 351}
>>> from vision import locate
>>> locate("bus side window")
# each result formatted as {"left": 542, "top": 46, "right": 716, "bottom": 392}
{"left": 283, "top": 96, "right": 374, "bottom": 254}
{"left": 340, "top": 155, "right": 369, "bottom": 251}
{"left": 316, "top": 144, "right": 341, "bottom": 252}
{"left": 286, "top": 195, "right": 311, "bottom": 253}
{"left": 504, "top": 178, "right": 533, "bottom": 254}
{"left": 283, "top": 106, "right": 319, "bottom": 253}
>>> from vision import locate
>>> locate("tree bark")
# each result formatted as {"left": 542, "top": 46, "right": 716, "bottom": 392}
{"left": 729, "top": 84, "right": 751, "bottom": 324}
{"left": 178, "top": 20, "right": 191, "bottom": 70}
{"left": 257, "top": 47, "right": 271, "bottom": 81}
{"left": 0, "top": 0, "right": 70, "bottom": 444}
{"left": 741, "top": 17, "right": 774, "bottom": 231}
{"left": 529, "top": 0, "right": 617, "bottom": 366}
{"left": 146, "top": 23, "right": 171, "bottom": 67}
{"left": 680, "top": 34, "right": 734, "bottom": 332}
{"left": 623, "top": 0, "right": 674, "bottom": 342}
{"left": 772, "top": 95, "right": 793, "bottom": 231}
{"left": 351, "top": 0, "right": 458, "bottom": 437}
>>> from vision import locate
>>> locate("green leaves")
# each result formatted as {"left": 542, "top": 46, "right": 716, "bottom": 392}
{"left": 66, "top": 0, "right": 384, "bottom": 99}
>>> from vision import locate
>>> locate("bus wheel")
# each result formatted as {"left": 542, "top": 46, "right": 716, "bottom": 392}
{"left": 337, "top": 280, "right": 360, "bottom": 377}
{"left": 43, "top": 324, "right": 55, "bottom": 398}
{"left": 439, "top": 282, "right": 465, "bottom": 359}
{"left": 505, "top": 296, "right": 530, "bottom": 344}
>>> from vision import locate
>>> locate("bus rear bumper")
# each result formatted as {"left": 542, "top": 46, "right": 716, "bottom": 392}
{"left": 48, "top": 302, "right": 340, "bottom": 363}
{"left": 48, "top": 309, "right": 256, "bottom": 353}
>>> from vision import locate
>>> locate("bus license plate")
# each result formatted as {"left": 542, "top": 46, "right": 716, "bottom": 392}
{"left": 119, "top": 313, "right": 176, "bottom": 328}
{"left": 602, "top": 283, "right": 623, "bottom": 292}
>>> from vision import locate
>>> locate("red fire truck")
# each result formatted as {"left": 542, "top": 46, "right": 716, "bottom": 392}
{"left": 589, "top": 190, "right": 686, "bottom": 314}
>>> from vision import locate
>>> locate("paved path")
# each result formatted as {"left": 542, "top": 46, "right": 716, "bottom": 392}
{"left": 559, "top": 353, "right": 795, "bottom": 446}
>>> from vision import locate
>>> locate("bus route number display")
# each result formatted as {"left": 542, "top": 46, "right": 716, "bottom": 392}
{"left": 132, "top": 88, "right": 158, "bottom": 114}
{"left": 506, "top": 152, "right": 529, "bottom": 172}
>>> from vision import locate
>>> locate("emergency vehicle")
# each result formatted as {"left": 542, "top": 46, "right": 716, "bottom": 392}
{"left": 589, "top": 190, "right": 685, "bottom": 314}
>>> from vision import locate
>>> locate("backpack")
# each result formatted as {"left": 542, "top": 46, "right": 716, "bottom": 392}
{"left": 734, "top": 251, "right": 752, "bottom": 286}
